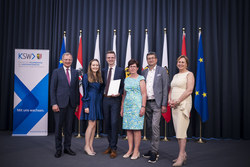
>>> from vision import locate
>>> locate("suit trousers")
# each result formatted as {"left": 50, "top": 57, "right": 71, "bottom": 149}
{"left": 103, "top": 96, "right": 121, "bottom": 150}
{"left": 145, "top": 100, "right": 162, "bottom": 153}
{"left": 54, "top": 105, "right": 74, "bottom": 151}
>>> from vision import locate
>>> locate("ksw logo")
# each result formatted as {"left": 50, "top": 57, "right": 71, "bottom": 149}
{"left": 18, "top": 53, "right": 35, "bottom": 59}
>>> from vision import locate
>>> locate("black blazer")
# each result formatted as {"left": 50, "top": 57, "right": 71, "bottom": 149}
{"left": 102, "top": 66, "right": 125, "bottom": 96}
{"left": 50, "top": 67, "right": 79, "bottom": 108}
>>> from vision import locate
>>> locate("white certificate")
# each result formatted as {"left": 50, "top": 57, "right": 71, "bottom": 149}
{"left": 107, "top": 79, "right": 121, "bottom": 96}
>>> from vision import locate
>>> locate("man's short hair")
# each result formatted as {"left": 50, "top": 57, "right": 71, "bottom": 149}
{"left": 146, "top": 52, "right": 157, "bottom": 59}
{"left": 106, "top": 50, "right": 116, "bottom": 56}
{"left": 62, "top": 52, "right": 73, "bottom": 60}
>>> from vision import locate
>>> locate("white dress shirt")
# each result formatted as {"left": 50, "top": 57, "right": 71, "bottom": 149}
{"left": 146, "top": 65, "right": 156, "bottom": 100}
{"left": 63, "top": 66, "right": 71, "bottom": 81}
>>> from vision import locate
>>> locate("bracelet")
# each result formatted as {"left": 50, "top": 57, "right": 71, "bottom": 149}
{"left": 141, "top": 106, "right": 145, "bottom": 108}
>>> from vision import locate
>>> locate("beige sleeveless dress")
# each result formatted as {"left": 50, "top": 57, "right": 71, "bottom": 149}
{"left": 170, "top": 71, "right": 192, "bottom": 138}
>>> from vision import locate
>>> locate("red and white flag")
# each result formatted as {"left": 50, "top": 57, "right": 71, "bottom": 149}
{"left": 125, "top": 30, "right": 132, "bottom": 78}
{"left": 181, "top": 30, "right": 187, "bottom": 56}
{"left": 142, "top": 29, "right": 148, "bottom": 70}
{"left": 75, "top": 33, "right": 83, "bottom": 120}
{"left": 161, "top": 29, "right": 171, "bottom": 123}
{"left": 94, "top": 30, "right": 100, "bottom": 62}
{"left": 113, "top": 29, "right": 117, "bottom": 65}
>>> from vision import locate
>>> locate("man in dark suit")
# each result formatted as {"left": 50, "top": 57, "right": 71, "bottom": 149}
{"left": 50, "top": 52, "right": 79, "bottom": 158}
{"left": 142, "top": 52, "right": 169, "bottom": 163}
{"left": 102, "top": 50, "right": 125, "bottom": 159}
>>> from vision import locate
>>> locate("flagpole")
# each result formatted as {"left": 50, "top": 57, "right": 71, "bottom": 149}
{"left": 161, "top": 121, "right": 169, "bottom": 141}
{"left": 196, "top": 28, "right": 206, "bottom": 144}
{"left": 95, "top": 120, "right": 101, "bottom": 139}
{"left": 142, "top": 28, "right": 148, "bottom": 141}
{"left": 76, "top": 29, "right": 83, "bottom": 139}
{"left": 161, "top": 28, "right": 170, "bottom": 142}
{"left": 61, "top": 30, "right": 66, "bottom": 137}
{"left": 124, "top": 29, "right": 131, "bottom": 140}
{"left": 197, "top": 117, "right": 205, "bottom": 143}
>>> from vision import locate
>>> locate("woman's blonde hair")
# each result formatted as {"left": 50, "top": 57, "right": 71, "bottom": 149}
{"left": 87, "top": 59, "right": 103, "bottom": 83}
{"left": 177, "top": 55, "right": 189, "bottom": 67}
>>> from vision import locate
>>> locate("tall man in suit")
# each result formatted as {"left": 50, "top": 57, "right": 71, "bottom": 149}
{"left": 50, "top": 52, "right": 79, "bottom": 158}
{"left": 142, "top": 52, "right": 169, "bottom": 163}
{"left": 102, "top": 50, "right": 125, "bottom": 159}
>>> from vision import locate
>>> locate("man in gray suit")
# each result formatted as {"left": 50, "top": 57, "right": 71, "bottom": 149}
{"left": 142, "top": 52, "right": 169, "bottom": 163}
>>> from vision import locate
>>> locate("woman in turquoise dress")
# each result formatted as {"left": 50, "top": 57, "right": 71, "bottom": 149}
{"left": 120, "top": 59, "right": 147, "bottom": 160}
{"left": 81, "top": 59, "right": 103, "bottom": 156}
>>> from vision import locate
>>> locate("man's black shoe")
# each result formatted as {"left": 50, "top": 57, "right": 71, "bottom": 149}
{"left": 148, "top": 152, "right": 158, "bottom": 163}
{"left": 143, "top": 150, "right": 152, "bottom": 159}
{"left": 54, "top": 150, "right": 62, "bottom": 158}
{"left": 64, "top": 148, "right": 76, "bottom": 156}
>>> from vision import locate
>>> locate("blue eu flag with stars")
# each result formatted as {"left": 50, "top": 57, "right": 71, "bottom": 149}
{"left": 194, "top": 33, "right": 209, "bottom": 122}
{"left": 58, "top": 36, "right": 66, "bottom": 68}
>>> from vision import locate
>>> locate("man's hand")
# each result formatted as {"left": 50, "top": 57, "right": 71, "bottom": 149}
{"left": 75, "top": 106, "right": 79, "bottom": 112}
{"left": 111, "top": 93, "right": 120, "bottom": 97}
{"left": 52, "top": 105, "right": 60, "bottom": 112}
{"left": 161, "top": 106, "right": 167, "bottom": 113}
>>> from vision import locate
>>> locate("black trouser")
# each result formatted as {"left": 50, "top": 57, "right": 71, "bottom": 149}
{"left": 54, "top": 105, "right": 74, "bottom": 151}
{"left": 103, "top": 96, "right": 121, "bottom": 150}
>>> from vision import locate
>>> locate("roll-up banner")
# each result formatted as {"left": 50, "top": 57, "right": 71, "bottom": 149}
{"left": 13, "top": 49, "right": 49, "bottom": 136}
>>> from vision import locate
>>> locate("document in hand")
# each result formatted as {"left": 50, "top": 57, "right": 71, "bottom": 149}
{"left": 107, "top": 79, "right": 121, "bottom": 96}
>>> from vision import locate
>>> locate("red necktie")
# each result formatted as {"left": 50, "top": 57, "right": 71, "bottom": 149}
{"left": 104, "top": 68, "right": 112, "bottom": 95}
{"left": 66, "top": 68, "right": 70, "bottom": 85}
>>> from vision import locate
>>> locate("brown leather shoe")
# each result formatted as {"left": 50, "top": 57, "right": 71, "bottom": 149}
{"left": 110, "top": 150, "right": 117, "bottom": 159}
{"left": 103, "top": 147, "right": 111, "bottom": 154}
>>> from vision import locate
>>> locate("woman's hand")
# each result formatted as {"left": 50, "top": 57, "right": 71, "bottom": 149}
{"left": 171, "top": 100, "right": 180, "bottom": 108}
{"left": 120, "top": 108, "right": 124, "bottom": 117}
{"left": 85, "top": 108, "right": 89, "bottom": 113}
{"left": 139, "top": 107, "right": 146, "bottom": 117}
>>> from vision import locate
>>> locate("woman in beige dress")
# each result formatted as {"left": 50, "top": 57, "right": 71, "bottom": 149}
{"left": 168, "top": 55, "right": 195, "bottom": 166}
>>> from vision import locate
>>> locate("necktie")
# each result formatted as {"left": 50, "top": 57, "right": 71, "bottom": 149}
{"left": 66, "top": 68, "right": 70, "bottom": 85}
{"left": 104, "top": 68, "right": 112, "bottom": 95}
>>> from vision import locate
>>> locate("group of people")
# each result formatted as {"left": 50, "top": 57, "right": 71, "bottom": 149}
{"left": 50, "top": 51, "right": 195, "bottom": 166}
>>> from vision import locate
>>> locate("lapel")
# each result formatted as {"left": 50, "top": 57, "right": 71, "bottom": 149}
{"left": 113, "top": 66, "right": 118, "bottom": 80}
{"left": 153, "top": 66, "right": 159, "bottom": 85}
{"left": 144, "top": 68, "right": 149, "bottom": 79}
{"left": 69, "top": 68, "right": 74, "bottom": 86}
{"left": 104, "top": 67, "right": 108, "bottom": 83}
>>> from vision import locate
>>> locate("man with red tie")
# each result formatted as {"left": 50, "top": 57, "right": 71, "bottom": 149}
{"left": 50, "top": 52, "right": 79, "bottom": 158}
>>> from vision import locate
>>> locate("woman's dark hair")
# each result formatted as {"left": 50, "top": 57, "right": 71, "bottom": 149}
{"left": 128, "top": 59, "right": 139, "bottom": 67}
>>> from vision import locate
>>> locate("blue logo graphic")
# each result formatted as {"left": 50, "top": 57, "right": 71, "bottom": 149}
{"left": 18, "top": 53, "right": 36, "bottom": 59}
{"left": 13, "top": 74, "right": 48, "bottom": 134}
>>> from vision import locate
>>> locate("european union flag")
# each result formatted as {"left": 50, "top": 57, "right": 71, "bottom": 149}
{"left": 58, "top": 36, "right": 66, "bottom": 68}
{"left": 194, "top": 33, "right": 209, "bottom": 122}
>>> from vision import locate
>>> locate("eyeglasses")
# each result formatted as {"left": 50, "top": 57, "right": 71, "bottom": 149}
{"left": 147, "top": 57, "right": 156, "bottom": 60}
{"left": 129, "top": 65, "right": 137, "bottom": 68}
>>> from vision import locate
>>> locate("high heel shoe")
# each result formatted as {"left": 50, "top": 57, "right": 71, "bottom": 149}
{"left": 172, "top": 156, "right": 186, "bottom": 166}
{"left": 131, "top": 152, "right": 140, "bottom": 160}
{"left": 90, "top": 149, "right": 96, "bottom": 155}
{"left": 84, "top": 147, "right": 95, "bottom": 156}
{"left": 173, "top": 153, "right": 187, "bottom": 163}
{"left": 123, "top": 152, "right": 133, "bottom": 158}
